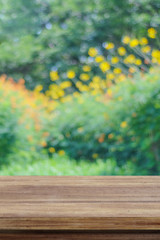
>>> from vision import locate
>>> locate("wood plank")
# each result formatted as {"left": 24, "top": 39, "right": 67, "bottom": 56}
{"left": 0, "top": 177, "right": 160, "bottom": 230}
{"left": 0, "top": 231, "right": 160, "bottom": 240}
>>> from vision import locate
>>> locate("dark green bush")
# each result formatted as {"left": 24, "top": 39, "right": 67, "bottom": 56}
{"left": 46, "top": 95, "right": 109, "bottom": 160}
{"left": 0, "top": 102, "right": 17, "bottom": 161}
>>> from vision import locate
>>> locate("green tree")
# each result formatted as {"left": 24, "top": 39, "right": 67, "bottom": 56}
{"left": 0, "top": 0, "right": 159, "bottom": 89}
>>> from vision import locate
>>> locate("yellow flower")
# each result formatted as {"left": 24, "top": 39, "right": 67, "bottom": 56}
{"left": 141, "top": 45, "right": 151, "bottom": 53}
{"left": 139, "top": 37, "right": 148, "bottom": 45}
{"left": 124, "top": 54, "right": 136, "bottom": 64}
{"left": 107, "top": 89, "right": 112, "bottom": 96}
{"left": 107, "top": 73, "right": 115, "bottom": 80}
{"left": 83, "top": 65, "right": 91, "bottom": 72}
{"left": 118, "top": 47, "right": 126, "bottom": 56}
{"left": 129, "top": 39, "right": 139, "bottom": 48}
{"left": 120, "top": 121, "right": 127, "bottom": 128}
{"left": 105, "top": 42, "right": 114, "bottom": 50}
{"left": 122, "top": 36, "right": 130, "bottom": 44}
{"left": 152, "top": 49, "right": 160, "bottom": 59}
{"left": 50, "top": 71, "right": 59, "bottom": 81}
{"left": 57, "top": 90, "right": 65, "bottom": 97}
{"left": 35, "top": 85, "right": 43, "bottom": 92}
{"left": 76, "top": 81, "right": 82, "bottom": 88}
{"left": 135, "top": 59, "right": 142, "bottom": 65}
{"left": 113, "top": 68, "right": 122, "bottom": 74}
{"left": 95, "top": 55, "right": 104, "bottom": 63}
{"left": 92, "top": 153, "right": 98, "bottom": 159}
{"left": 99, "top": 61, "right": 110, "bottom": 72}
{"left": 92, "top": 76, "right": 101, "bottom": 82}
{"left": 111, "top": 56, "right": 119, "bottom": 64}
{"left": 88, "top": 47, "right": 98, "bottom": 57}
{"left": 58, "top": 150, "right": 65, "bottom": 156}
{"left": 67, "top": 70, "right": 75, "bottom": 79}
{"left": 60, "top": 81, "right": 72, "bottom": 89}
{"left": 49, "top": 147, "right": 55, "bottom": 153}
{"left": 80, "top": 84, "right": 90, "bottom": 92}
{"left": 80, "top": 73, "right": 90, "bottom": 81}
{"left": 148, "top": 28, "right": 157, "bottom": 38}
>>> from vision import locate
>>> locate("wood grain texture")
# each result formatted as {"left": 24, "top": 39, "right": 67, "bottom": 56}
{"left": 0, "top": 176, "right": 160, "bottom": 230}
{"left": 0, "top": 231, "right": 160, "bottom": 240}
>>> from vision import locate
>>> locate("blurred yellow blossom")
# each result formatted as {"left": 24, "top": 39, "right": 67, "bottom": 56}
{"left": 139, "top": 37, "right": 148, "bottom": 45}
{"left": 88, "top": 47, "right": 98, "bottom": 57}
{"left": 105, "top": 42, "right": 114, "bottom": 50}
{"left": 152, "top": 50, "right": 160, "bottom": 59}
{"left": 92, "top": 153, "right": 98, "bottom": 159}
{"left": 67, "top": 70, "right": 75, "bottom": 79}
{"left": 113, "top": 68, "right": 122, "bottom": 74}
{"left": 120, "top": 121, "right": 127, "bottom": 128}
{"left": 95, "top": 55, "right": 104, "bottom": 62}
{"left": 148, "top": 28, "right": 157, "bottom": 38}
{"left": 93, "top": 76, "right": 101, "bottom": 82}
{"left": 135, "top": 59, "right": 142, "bottom": 65}
{"left": 141, "top": 45, "right": 151, "bottom": 53}
{"left": 124, "top": 54, "right": 136, "bottom": 64}
{"left": 107, "top": 73, "right": 115, "bottom": 80}
{"left": 35, "top": 85, "right": 43, "bottom": 92}
{"left": 107, "top": 89, "right": 112, "bottom": 97}
{"left": 58, "top": 150, "right": 65, "bottom": 156}
{"left": 111, "top": 56, "right": 119, "bottom": 64}
{"left": 122, "top": 36, "right": 130, "bottom": 44}
{"left": 83, "top": 65, "right": 91, "bottom": 72}
{"left": 49, "top": 147, "right": 55, "bottom": 153}
{"left": 129, "top": 39, "right": 139, "bottom": 48}
{"left": 60, "top": 81, "right": 72, "bottom": 89}
{"left": 80, "top": 73, "right": 90, "bottom": 81}
{"left": 50, "top": 71, "right": 59, "bottom": 81}
{"left": 99, "top": 62, "right": 110, "bottom": 72}
{"left": 118, "top": 47, "right": 126, "bottom": 56}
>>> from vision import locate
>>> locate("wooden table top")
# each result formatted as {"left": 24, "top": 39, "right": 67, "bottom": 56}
{"left": 0, "top": 176, "right": 160, "bottom": 231}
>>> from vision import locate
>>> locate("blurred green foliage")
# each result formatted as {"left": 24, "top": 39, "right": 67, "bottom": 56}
{"left": 0, "top": 150, "right": 135, "bottom": 176}
{"left": 0, "top": 0, "right": 160, "bottom": 175}
{"left": 0, "top": 0, "right": 160, "bottom": 88}
{"left": 45, "top": 69, "right": 160, "bottom": 174}
{"left": 0, "top": 101, "right": 17, "bottom": 160}
{"left": 1, "top": 70, "right": 160, "bottom": 175}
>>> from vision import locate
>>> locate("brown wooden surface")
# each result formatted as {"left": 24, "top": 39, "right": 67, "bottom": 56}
{"left": 0, "top": 176, "right": 160, "bottom": 231}
{"left": 0, "top": 231, "right": 160, "bottom": 240}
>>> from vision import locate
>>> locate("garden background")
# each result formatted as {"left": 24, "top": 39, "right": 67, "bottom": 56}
{"left": 0, "top": 0, "right": 160, "bottom": 175}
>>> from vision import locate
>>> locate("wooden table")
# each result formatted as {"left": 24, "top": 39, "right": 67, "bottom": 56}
{"left": 0, "top": 176, "right": 160, "bottom": 239}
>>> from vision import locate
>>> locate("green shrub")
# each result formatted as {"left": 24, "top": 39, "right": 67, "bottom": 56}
{"left": 46, "top": 95, "right": 110, "bottom": 160}
{"left": 0, "top": 150, "right": 135, "bottom": 176}
{"left": 0, "top": 101, "right": 18, "bottom": 161}
{"left": 46, "top": 69, "right": 160, "bottom": 174}
{"left": 0, "top": 76, "right": 52, "bottom": 165}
